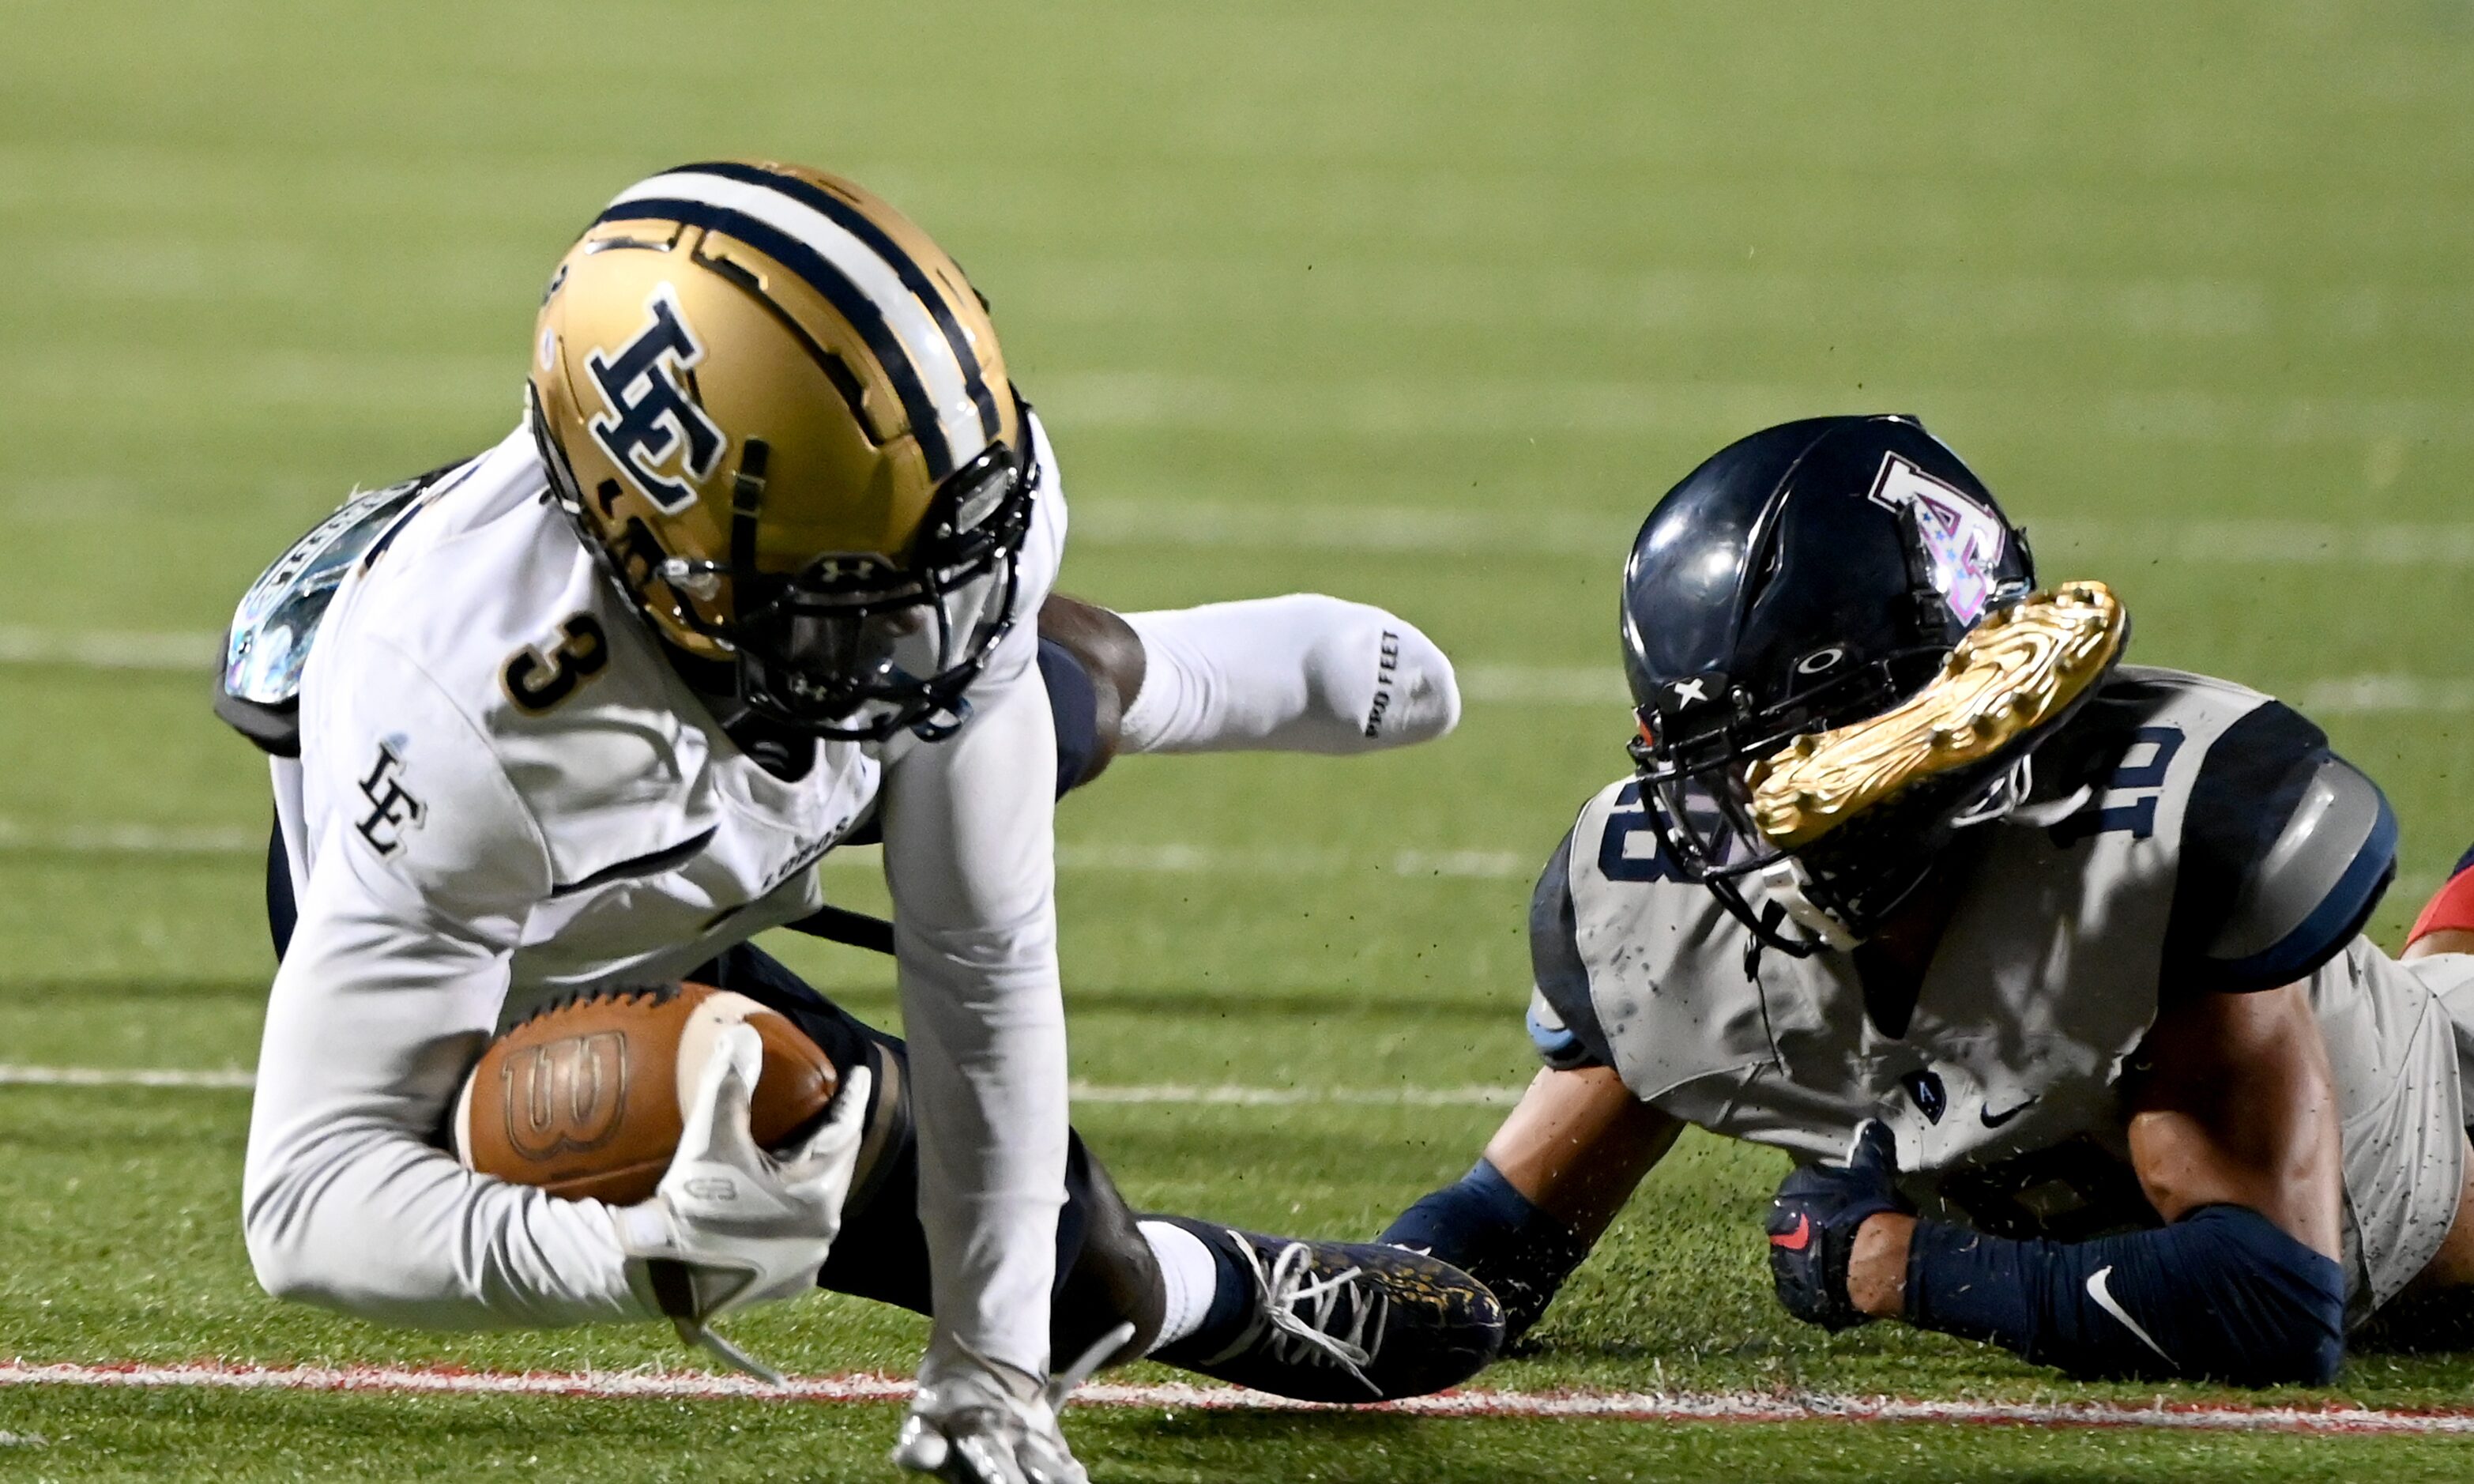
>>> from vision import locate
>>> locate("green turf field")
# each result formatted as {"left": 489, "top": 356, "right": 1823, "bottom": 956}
{"left": 4, "top": 0, "right": 2473, "bottom": 1477}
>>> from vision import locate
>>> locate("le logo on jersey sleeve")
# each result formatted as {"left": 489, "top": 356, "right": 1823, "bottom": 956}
{"left": 354, "top": 737, "right": 426, "bottom": 856}
{"left": 1865, "top": 453, "right": 2008, "bottom": 624}
{"left": 585, "top": 284, "right": 727, "bottom": 514}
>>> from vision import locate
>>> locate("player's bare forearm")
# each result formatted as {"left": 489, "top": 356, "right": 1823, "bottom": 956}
{"left": 1828, "top": 983, "right": 2353, "bottom": 1384}
{"left": 1484, "top": 1066, "right": 1684, "bottom": 1241}
{"left": 1851, "top": 978, "right": 2348, "bottom": 1320}
{"left": 2125, "top": 981, "right": 2344, "bottom": 1259}
{"left": 1850, "top": 982, "right": 2344, "bottom": 1320}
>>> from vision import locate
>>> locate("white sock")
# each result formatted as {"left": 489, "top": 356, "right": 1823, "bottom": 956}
{"left": 1139, "top": 1219, "right": 1222, "bottom": 1352}
{"left": 1117, "top": 596, "right": 1461, "bottom": 755}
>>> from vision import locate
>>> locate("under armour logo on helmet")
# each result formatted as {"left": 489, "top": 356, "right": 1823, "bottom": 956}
{"left": 586, "top": 284, "right": 727, "bottom": 514}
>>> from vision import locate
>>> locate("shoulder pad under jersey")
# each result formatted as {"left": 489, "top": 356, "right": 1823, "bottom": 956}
{"left": 215, "top": 460, "right": 475, "bottom": 755}
{"left": 2162, "top": 699, "right": 2397, "bottom": 993}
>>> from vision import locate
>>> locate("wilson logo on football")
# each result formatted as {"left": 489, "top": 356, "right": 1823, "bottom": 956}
{"left": 500, "top": 1032, "right": 630, "bottom": 1160}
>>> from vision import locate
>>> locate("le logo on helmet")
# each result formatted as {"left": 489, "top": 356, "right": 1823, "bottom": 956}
{"left": 584, "top": 284, "right": 728, "bottom": 515}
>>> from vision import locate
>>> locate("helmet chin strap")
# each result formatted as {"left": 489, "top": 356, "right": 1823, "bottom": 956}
{"left": 908, "top": 695, "right": 973, "bottom": 742}
{"left": 1949, "top": 755, "right": 2035, "bottom": 829}
{"left": 1751, "top": 856, "right": 1864, "bottom": 952}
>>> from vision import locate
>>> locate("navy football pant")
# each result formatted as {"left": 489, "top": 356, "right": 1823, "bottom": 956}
{"left": 262, "top": 638, "right": 1163, "bottom": 1362}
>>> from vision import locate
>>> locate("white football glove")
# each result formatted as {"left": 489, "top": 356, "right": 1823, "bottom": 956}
{"left": 612, "top": 1022, "right": 872, "bottom": 1381}
{"left": 891, "top": 1324, "right": 1131, "bottom": 1484}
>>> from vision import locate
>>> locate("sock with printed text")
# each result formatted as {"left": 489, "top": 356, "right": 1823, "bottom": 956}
{"left": 1117, "top": 596, "right": 1460, "bottom": 756}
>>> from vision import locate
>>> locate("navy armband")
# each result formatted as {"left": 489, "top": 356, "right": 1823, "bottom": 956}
{"left": 1906, "top": 1203, "right": 2343, "bottom": 1387}
{"left": 1380, "top": 1159, "right": 1591, "bottom": 1344}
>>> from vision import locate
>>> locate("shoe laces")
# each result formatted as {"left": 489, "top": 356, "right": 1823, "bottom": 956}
{"left": 1231, "top": 1233, "right": 1386, "bottom": 1396}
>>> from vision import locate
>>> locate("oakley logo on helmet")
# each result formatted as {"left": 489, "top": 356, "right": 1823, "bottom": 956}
{"left": 1864, "top": 453, "right": 2008, "bottom": 625}
{"left": 585, "top": 285, "right": 727, "bottom": 514}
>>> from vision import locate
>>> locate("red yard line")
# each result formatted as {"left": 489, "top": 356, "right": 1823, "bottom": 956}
{"left": 4, "top": 1360, "right": 2472, "bottom": 1436}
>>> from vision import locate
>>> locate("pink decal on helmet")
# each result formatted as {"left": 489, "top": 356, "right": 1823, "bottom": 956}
{"left": 1864, "top": 454, "right": 2008, "bottom": 625}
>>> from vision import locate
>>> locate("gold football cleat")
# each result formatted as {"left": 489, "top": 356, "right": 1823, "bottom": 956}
{"left": 1747, "top": 581, "right": 2128, "bottom": 849}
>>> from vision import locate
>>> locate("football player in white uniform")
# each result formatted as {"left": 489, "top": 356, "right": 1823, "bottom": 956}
{"left": 1382, "top": 416, "right": 2474, "bottom": 1386}
{"left": 217, "top": 160, "right": 1501, "bottom": 1483}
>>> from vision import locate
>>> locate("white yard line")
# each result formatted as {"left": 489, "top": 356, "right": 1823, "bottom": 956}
{"left": 4, "top": 513, "right": 2471, "bottom": 684}
{"left": 0, "top": 1064, "right": 1516, "bottom": 1106}
{"left": 1070, "top": 1081, "right": 1516, "bottom": 1108}
{"left": 0, "top": 1359, "right": 2467, "bottom": 1435}
{"left": 10, "top": 651, "right": 2465, "bottom": 714}
{"left": 2299, "top": 675, "right": 2474, "bottom": 715}
{"left": 1052, "top": 843, "right": 1530, "bottom": 879}
{"left": 0, "top": 1065, "right": 256, "bottom": 1090}
{"left": 1071, "top": 501, "right": 2474, "bottom": 567}
{"left": 6, "top": 612, "right": 2465, "bottom": 720}
{"left": 0, "top": 824, "right": 1538, "bottom": 877}
{"left": 820, "top": 840, "right": 1531, "bottom": 879}
{"left": 1457, "top": 665, "right": 1631, "bottom": 706}
{"left": 1037, "top": 372, "right": 2474, "bottom": 450}
{"left": 0, "top": 625, "right": 219, "bottom": 671}
{"left": 0, "top": 819, "right": 262, "bottom": 855}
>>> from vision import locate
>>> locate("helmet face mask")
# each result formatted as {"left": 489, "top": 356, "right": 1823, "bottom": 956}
{"left": 1628, "top": 642, "right": 1948, "bottom": 883}
{"left": 1631, "top": 693, "right": 1919, "bottom": 957}
{"left": 526, "top": 159, "right": 1034, "bottom": 744}
{"left": 1617, "top": 416, "right": 2042, "bottom": 956}
{"left": 1634, "top": 691, "right": 2035, "bottom": 957}
{"left": 729, "top": 435, "right": 1036, "bottom": 740}
{"left": 534, "top": 384, "right": 1035, "bottom": 743}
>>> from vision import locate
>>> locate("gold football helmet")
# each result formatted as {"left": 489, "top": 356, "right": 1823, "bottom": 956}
{"left": 527, "top": 159, "right": 1032, "bottom": 740}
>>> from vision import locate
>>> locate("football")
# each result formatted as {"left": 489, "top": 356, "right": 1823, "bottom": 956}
{"left": 451, "top": 982, "right": 841, "bottom": 1205}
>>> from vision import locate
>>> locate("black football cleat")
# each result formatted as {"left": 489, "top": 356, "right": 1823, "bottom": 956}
{"left": 1175, "top": 1227, "right": 1504, "bottom": 1403}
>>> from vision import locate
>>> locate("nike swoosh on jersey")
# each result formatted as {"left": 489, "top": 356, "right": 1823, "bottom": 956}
{"left": 1980, "top": 1097, "right": 2039, "bottom": 1128}
{"left": 1769, "top": 1214, "right": 1813, "bottom": 1252}
{"left": 2085, "top": 1265, "right": 2175, "bottom": 1366}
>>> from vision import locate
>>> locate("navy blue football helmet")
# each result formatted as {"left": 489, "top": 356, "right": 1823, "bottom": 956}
{"left": 1620, "top": 416, "right": 2038, "bottom": 954}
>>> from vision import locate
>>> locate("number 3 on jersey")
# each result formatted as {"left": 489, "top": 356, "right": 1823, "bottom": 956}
{"left": 502, "top": 613, "right": 610, "bottom": 714}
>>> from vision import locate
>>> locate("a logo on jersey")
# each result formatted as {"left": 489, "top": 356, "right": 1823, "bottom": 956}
{"left": 585, "top": 285, "right": 726, "bottom": 514}
{"left": 1864, "top": 453, "right": 2007, "bottom": 625}
{"left": 1900, "top": 1068, "right": 1949, "bottom": 1124}
{"left": 501, "top": 1030, "right": 628, "bottom": 1159}
{"left": 354, "top": 740, "right": 425, "bottom": 856}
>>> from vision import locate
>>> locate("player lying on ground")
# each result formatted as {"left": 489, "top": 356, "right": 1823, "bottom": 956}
{"left": 1380, "top": 416, "right": 2474, "bottom": 1388}
{"left": 216, "top": 159, "right": 1494, "bottom": 1484}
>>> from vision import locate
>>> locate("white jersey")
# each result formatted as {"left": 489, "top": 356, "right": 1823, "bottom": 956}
{"left": 243, "top": 416, "right": 1071, "bottom": 1369}
{"left": 1527, "top": 667, "right": 2472, "bottom": 1315}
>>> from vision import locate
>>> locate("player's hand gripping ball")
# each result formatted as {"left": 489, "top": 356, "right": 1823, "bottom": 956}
{"left": 1766, "top": 1120, "right": 1913, "bottom": 1331}
{"left": 453, "top": 983, "right": 841, "bottom": 1204}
